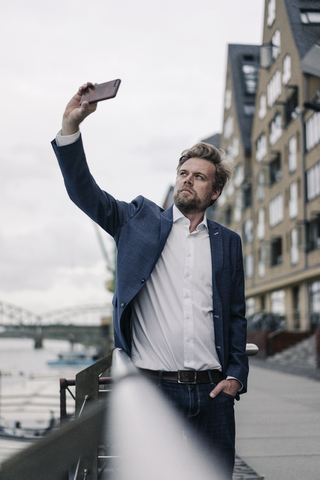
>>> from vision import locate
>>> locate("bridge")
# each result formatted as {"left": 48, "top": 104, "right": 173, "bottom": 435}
{"left": 0, "top": 301, "right": 112, "bottom": 327}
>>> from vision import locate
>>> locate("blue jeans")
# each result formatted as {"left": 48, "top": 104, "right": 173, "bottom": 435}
{"left": 150, "top": 377, "right": 235, "bottom": 480}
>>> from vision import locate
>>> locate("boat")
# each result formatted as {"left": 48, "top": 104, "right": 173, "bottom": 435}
{"left": 47, "top": 348, "right": 99, "bottom": 366}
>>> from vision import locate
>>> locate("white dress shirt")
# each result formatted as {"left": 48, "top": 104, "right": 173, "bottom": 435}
{"left": 131, "top": 205, "right": 221, "bottom": 372}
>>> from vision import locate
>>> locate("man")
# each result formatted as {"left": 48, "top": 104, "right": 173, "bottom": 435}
{"left": 52, "top": 83, "right": 248, "bottom": 479}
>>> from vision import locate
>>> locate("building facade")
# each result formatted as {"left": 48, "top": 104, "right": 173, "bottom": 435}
{"left": 216, "top": 0, "right": 320, "bottom": 331}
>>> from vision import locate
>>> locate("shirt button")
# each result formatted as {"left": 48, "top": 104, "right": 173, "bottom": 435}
{"left": 120, "top": 302, "right": 125, "bottom": 308}
{"left": 141, "top": 278, "right": 145, "bottom": 283}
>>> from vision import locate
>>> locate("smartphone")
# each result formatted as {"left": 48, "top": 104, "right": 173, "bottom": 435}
{"left": 80, "top": 79, "right": 121, "bottom": 105}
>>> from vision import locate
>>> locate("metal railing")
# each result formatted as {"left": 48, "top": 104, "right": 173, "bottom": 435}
{"left": 0, "top": 344, "right": 258, "bottom": 480}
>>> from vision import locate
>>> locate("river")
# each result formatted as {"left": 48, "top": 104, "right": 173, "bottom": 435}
{"left": 0, "top": 337, "right": 95, "bottom": 463}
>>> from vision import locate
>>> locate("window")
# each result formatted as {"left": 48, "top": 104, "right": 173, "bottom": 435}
{"left": 272, "top": 29, "right": 281, "bottom": 60}
{"left": 270, "top": 289, "right": 285, "bottom": 315}
{"left": 234, "top": 164, "right": 244, "bottom": 187}
{"left": 228, "top": 137, "right": 239, "bottom": 158}
{"left": 307, "top": 161, "right": 320, "bottom": 201}
{"left": 270, "top": 154, "right": 281, "bottom": 185}
{"left": 259, "top": 94, "right": 267, "bottom": 119}
{"left": 257, "top": 208, "right": 265, "bottom": 240}
{"left": 271, "top": 237, "right": 283, "bottom": 266}
{"left": 301, "top": 10, "right": 320, "bottom": 24}
{"left": 289, "top": 181, "right": 298, "bottom": 219}
{"left": 225, "top": 205, "right": 232, "bottom": 226}
{"left": 284, "top": 87, "right": 298, "bottom": 126}
{"left": 224, "top": 116, "right": 234, "bottom": 140}
{"left": 267, "top": 0, "right": 276, "bottom": 27}
{"left": 308, "top": 215, "right": 320, "bottom": 251}
{"left": 269, "top": 194, "right": 283, "bottom": 227}
{"left": 269, "top": 113, "right": 282, "bottom": 145}
{"left": 246, "top": 297, "right": 255, "bottom": 316}
{"left": 282, "top": 55, "right": 291, "bottom": 85}
{"left": 256, "top": 133, "right": 267, "bottom": 162}
{"left": 218, "top": 190, "right": 226, "bottom": 206}
{"left": 243, "top": 184, "right": 252, "bottom": 209}
{"left": 258, "top": 246, "right": 266, "bottom": 277}
{"left": 225, "top": 89, "right": 232, "bottom": 110}
{"left": 244, "top": 104, "right": 255, "bottom": 116}
{"left": 226, "top": 178, "right": 234, "bottom": 198}
{"left": 267, "top": 70, "right": 282, "bottom": 107}
{"left": 244, "top": 218, "right": 254, "bottom": 244}
{"left": 258, "top": 96, "right": 267, "bottom": 122}
{"left": 245, "top": 254, "right": 254, "bottom": 278}
{"left": 288, "top": 136, "right": 297, "bottom": 173}
{"left": 257, "top": 170, "right": 265, "bottom": 202}
{"left": 291, "top": 228, "right": 299, "bottom": 265}
{"left": 242, "top": 63, "right": 259, "bottom": 95}
{"left": 306, "top": 112, "right": 320, "bottom": 151}
{"left": 234, "top": 191, "right": 242, "bottom": 222}
{"left": 310, "top": 281, "right": 320, "bottom": 329}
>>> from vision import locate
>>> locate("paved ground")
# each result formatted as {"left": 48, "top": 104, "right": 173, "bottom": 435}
{"left": 233, "top": 334, "right": 320, "bottom": 480}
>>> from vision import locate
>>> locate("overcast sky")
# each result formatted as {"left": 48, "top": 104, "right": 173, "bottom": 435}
{"left": 0, "top": 0, "right": 264, "bottom": 322}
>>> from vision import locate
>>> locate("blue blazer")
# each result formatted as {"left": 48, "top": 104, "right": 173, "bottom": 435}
{"left": 52, "top": 136, "right": 248, "bottom": 392}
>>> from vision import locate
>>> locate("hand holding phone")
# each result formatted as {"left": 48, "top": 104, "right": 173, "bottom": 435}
{"left": 80, "top": 79, "right": 121, "bottom": 105}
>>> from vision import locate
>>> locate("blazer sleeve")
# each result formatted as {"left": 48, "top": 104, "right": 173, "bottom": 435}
{"left": 51, "top": 135, "right": 143, "bottom": 238}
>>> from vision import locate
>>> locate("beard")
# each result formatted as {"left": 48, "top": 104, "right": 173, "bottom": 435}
{"left": 173, "top": 188, "right": 213, "bottom": 214}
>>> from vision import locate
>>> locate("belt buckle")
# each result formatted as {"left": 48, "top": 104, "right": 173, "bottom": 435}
{"left": 178, "top": 370, "right": 197, "bottom": 384}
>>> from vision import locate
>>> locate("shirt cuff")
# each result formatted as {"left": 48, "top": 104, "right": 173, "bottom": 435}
{"left": 226, "top": 376, "right": 243, "bottom": 392}
{"left": 55, "top": 129, "right": 80, "bottom": 147}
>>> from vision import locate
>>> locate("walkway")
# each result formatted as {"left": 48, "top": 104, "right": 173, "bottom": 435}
{"left": 235, "top": 353, "right": 320, "bottom": 480}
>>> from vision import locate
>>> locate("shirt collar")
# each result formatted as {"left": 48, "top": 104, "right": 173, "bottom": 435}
{"left": 172, "top": 204, "right": 208, "bottom": 230}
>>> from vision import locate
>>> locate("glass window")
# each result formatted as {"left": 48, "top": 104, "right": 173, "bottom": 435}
{"left": 271, "top": 238, "right": 283, "bottom": 266}
{"left": 269, "top": 113, "right": 282, "bottom": 145}
{"left": 245, "top": 254, "right": 254, "bottom": 278}
{"left": 234, "top": 191, "right": 242, "bottom": 222}
{"left": 288, "top": 136, "right": 297, "bottom": 173}
{"left": 257, "top": 208, "right": 265, "bottom": 240}
{"left": 305, "top": 112, "right": 320, "bottom": 151}
{"left": 234, "top": 164, "right": 244, "bottom": 187}
{"left": 267, "top": 0, "right": 276, "bottom": 27}
{"left": 308, "top": 215, "right": 320, "bottom": 251}
{"left": 289, "top": 182, "right": 298, "bottom": 219}
{"left": 301, "top": 11, "right": 320, "bottom": 24}
{"left": 272, "top": 29, "right": 281, "bottom": 60}
{"left": 225, "top": 89, "right": 232, "bottom": 110}
{"left": 270, "top": 154, "right": 282, "bottom": 185}
{"left": 242, "top": 64, "right": 259, "bottom": 95}
{"left": 267, "top": 70, "right": 282, "bottom": 107}
{"left": 307, "top": 161, "right": 320, "bottom": 201}
{"left": 226, "top": 178, "right": 234, "bottom": 198}
{"left": 256, "top": 133, "right": 267, "bottom": 162}
{"left": 282, "top": 55, "right": 291, "bottom": 85}
{"left": 224, "top": 116, "right": 234, "bottom": 140}
{"left": 246, "top": 297, "right": 255, "bottom": 316}
{"left": 310, "top": 281, "right": 320, "bottom": 329}
{"left": 258, "top": 246, "right": 266, "bottom": 277}
{"left": 270, "top": 289, "right": 285, "bottom": 315}
{"left": 244, "top": 218, "right": 254, "bottom": 244}
{"left": 257, "top": 170, "right": 265, "bottom": 202}
{"left": 291, "top": 228, "right": 299, "bottom": 265}
{"left": 269, "top": 194, "right": 283, "bottom": 227}
{"left": 259, "top": 94, "right": 267, "bottom": 119}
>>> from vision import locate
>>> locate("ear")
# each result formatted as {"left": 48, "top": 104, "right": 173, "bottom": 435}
{"left": 211, "top": 189, "right": 221, "bottom": 202}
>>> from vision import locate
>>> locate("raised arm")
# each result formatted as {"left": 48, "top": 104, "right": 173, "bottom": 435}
{"left": 61, "top": 82, "right": 98, "bottom": 136}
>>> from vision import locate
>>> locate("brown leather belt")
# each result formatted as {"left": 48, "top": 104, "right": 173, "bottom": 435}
{"left": 138, "top": 368, "right": 223, "bottom": 384}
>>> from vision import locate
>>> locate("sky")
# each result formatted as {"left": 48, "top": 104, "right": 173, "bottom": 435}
{"left": 0, "top": 0, "right": 264, "bottom": 324}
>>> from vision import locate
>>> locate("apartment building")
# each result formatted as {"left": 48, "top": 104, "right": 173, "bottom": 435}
{"left": 216, "top": 0, "right": 320, "bottom": 331}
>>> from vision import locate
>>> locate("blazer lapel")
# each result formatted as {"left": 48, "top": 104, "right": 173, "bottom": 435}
{"left": 151, "top": 205, "right": 173, "bottom": 268}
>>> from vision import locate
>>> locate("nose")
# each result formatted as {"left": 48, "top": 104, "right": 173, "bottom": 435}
{"left": 184, "top": 173, "right": 193, "bottom": 185}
